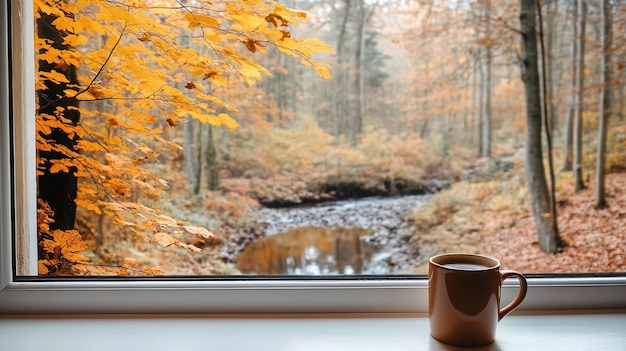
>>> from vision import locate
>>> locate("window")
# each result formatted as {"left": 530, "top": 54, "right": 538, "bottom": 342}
{"left": 1, "top": 0, "right": 626, "bottom": 314}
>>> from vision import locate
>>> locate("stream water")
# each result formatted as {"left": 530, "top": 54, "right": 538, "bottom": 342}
{"left": 235, "top": 195, "right": 431, "bottom": 275}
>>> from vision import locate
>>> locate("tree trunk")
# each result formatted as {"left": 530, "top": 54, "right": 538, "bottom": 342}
{"left": 336, "top": 0, "right": 351, "bottom": 143}
{"left": 470, "top": 57, "right": 478, "bottom": 144}
{"left": 561, "top": 1, "right": 577, "bottom": 172}
{"left": 352, "top": 0, "right": 366, "bottom": 144}
{"left": 476, "top": 33, "right": 485, "bottom": 157}
{"left": 573, "top": 0, "right": 586, "bottom": 192}
{"left": 206, "top": 125, "right": 220, "bottom": 191}
{"left": 618, "top": 52, "right": 625, "bottom": 122}
{"left": 37, "top": 11, "right": 80, "bottom": 231}
{"left": 477, "top": 48, "right": 484, "bottom": 157}
{"left": 193, "top": 125, "right": 203, "bottom": 195}
{"left": 519, "top": 0, "right": 561, "bottom": 254}
{"left": 595, "top": 0, "right": 612, "bottom": 209}
{"left": 482, "top": 0, "right": 492, "bottom": 158}
{"left": 184, "top": 117, "right": 198, "bottom": 192}
{"left": 544, "top": 0, "right": 556, "bottom": 134}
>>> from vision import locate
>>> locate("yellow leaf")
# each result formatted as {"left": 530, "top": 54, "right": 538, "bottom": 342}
{"left": 52, "top": 15, "right": 80, "bottom": 33}
{"left": 75, "top": 198, "right": 102, "bottom": 215}
{"left": 183, "top": 12, "right": 220, "bottom": 28}
{"left": 229, "top": 11, "right": 267, "bottom": 32}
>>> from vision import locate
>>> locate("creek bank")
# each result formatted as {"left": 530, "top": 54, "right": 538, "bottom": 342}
{"left": 230, "top": 176, "right": 451, "bottom": 208}
{"left": 214, "top": 177, "right": 453, "bottom": 272}
{"left": 251, "top": 194, "right": 433, "bottom": 274}
{"left": 211, "top": 157, "right": 518, "bottom": 272}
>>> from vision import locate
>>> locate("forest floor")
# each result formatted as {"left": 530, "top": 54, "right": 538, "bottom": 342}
{"left": 482, "top": 171, "right": 626, "bottom": 274}
{"left": 406, "top": 169, "right": 626, "bottom": 275}
{"left": 81, "top": 154, "right": 625, "bottom": 277}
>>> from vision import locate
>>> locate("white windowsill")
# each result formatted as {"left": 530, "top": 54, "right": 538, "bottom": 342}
{"left": 1, "top": 311, "right": 625, "bottom": 350}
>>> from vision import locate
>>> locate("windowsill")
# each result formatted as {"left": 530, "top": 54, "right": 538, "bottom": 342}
{"left": 1, "top": 310, "right": 625, "bottom": 350}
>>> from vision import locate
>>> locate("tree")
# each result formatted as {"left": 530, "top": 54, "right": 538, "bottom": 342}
{"left": 37, "top": 9, "right": 80, "bottom": 232}
{"left": 35, "top": 0, "right": 331, "bottom": 275}
{"left": 518, "top": 0, "right": 561, "bottom": 254}
{"left": 595, "top": 0, "right": 613, "bottom": 208}
{"left": 573, "top": 0, "right": 587, "bottom": 191}
{"left": 561, "top": 1, "right": 577, "bottom": 172}
{"left": 481, "top": 0, "right": 492, "bottom": 158}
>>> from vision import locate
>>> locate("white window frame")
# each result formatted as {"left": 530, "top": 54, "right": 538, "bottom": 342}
{"left": 1, "top": 0, "right": 625, "bottom": 315}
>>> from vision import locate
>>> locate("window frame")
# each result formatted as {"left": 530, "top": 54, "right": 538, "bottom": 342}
{"left": 1, "top": 0, "right": 625, "bottom": 315}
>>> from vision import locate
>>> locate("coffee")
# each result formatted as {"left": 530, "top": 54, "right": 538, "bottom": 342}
{"left": 443, "top": 263, "right": 489, "bottom": 271}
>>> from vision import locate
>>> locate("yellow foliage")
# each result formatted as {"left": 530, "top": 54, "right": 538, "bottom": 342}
{"left": 34, "top": 0, "right": 332, "bottom": 275}
{"left": 41, "top": 230, "right": 89, "bottom": 261}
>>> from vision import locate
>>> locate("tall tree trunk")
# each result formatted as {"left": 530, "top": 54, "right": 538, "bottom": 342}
{"left": 206, "top": 125, "right": 220, "bottom": 191}
{"left": 561, "top": 1, "right": 577, "bottom": 172}
{"left": 573, "top": 0, "right": 586, "bottom": 192}
{"left": 482, "top": 0, "right": 492, "bottom": 158}
{"left": 544, "top": 0, "right": 556, "bottom": 133}
{"left": 595, "top": 0, "right": 612, "bottom": 209}
{"left": 473, "top": 1, "right": 484, "bottom": 156}
{"left": 37, "top": 11, "right": 80, "bottom": 231}
{"left": 184, "top": 117, "right": 198, "bottom": 192}
{"left": 352, "top": 0, "right": 366, "bottom": 145}
{"left": 618, "top": 52, "right": 626, "bottom": 122}
{"left": 193, "top": 123, "right": 204, "bottom": 195}
{"left": 477, "top": 48, "right": 485, "bottom": 157}
{"left": 519, "top": 0, "right": 561, "bottom": 254}
{"left": 470, "top": 57, "right": 478, "bottom": 144}
{"left": 336, "top": 0, "right": 351, "bottom": 143}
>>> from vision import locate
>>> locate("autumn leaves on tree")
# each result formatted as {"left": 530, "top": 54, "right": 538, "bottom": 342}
{"left": 35, "top": 0, "right": 330, "bottom": 275}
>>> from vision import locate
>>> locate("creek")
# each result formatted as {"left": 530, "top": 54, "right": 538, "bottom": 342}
{"left": 235, "top": 194, "right": 431, "bottom": 275}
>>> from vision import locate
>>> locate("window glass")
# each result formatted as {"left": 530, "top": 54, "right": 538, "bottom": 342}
{"left": 19, "top": 0, "right": 626, "bottom": 278}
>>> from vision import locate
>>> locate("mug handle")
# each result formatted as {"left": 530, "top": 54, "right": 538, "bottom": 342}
{"left": 498, "top": 270, "right": 528, "bottom": 321}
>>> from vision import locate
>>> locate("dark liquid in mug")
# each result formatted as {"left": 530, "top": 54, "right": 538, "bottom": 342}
{"left": 443, "top": 263, "right": 489, "bottom": 271}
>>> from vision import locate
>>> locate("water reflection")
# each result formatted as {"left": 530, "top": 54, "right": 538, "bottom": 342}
{"left": 235, "top": 226, "right": 389, "bottom": 275}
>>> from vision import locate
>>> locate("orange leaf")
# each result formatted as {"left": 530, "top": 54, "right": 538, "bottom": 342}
{"left": 183, "top": 225, "right": 214, "bottom": 238}
{"left": 243, "top": 39, "right": 257, "bottom": 53}
{"left": 154, "top": 232, "right": 177, "bottom": 247}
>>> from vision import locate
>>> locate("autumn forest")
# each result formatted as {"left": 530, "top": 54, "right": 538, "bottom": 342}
{"left": 33, "top": 0, "right": 626, "bottom": 276}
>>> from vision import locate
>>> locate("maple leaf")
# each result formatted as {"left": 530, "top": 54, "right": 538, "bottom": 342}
{"left": 41, "top": 230, "right": 89, "bottom": 264}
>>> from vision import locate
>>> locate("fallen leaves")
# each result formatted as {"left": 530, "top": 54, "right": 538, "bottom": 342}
{"left": 481, "top": 172, "right": 626, "bottom": 274}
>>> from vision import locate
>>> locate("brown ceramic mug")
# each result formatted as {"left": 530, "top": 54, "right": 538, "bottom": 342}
{"left": 428, "top": 253, "right": 527, "bottom": 347}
